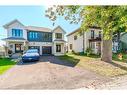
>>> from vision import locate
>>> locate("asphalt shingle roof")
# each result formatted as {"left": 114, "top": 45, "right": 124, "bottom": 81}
{"left": 2, "top": 37, "right": 26, "bottom": 41}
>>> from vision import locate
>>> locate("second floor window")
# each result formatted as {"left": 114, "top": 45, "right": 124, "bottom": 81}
{"left": 91, "top": 30, "right": 94, "bottom": 39}
{"left": 55, "top": 33, "right": 62, "bottom": 39}
{"left": 74, "top": 35, "right": 77, "bottom": 40}
{"left": 42, "top": 33, "right": 52, "bottom": 41}
{"left": 99, "top": 31, "right": 101, "bottom": 38}
{"left": 12, "top": 29, "right": 23, "bottom": 37}
{"left": 29, "top": 32, "right": 38, "bottom": 39}
{"left": 28, "top": 31, "right": 52, "bottom": 42}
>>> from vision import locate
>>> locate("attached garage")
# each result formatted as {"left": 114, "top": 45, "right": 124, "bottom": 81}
{"left": 29, "top": 46, "right": 40, "bottom": 53}
{"left": 42, "top": 46, "right": 52, "bottom": 55}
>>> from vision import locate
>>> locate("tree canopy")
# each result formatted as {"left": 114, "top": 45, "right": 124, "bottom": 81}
{"left": 45, "top": 5, "right": 127, "bottom": 63}
{"left": 45, "top": 5, "right": 127, "bottom": 39}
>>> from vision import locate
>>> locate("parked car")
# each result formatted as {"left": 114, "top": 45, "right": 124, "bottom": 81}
{"left": 22, "top": 49, "right": 40, "bottom": 62}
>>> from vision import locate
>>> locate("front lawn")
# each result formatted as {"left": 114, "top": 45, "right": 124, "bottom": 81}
{"left": 0, "top": 58, "right": 16, "bottom": 75}
{"left": 58, "top": 54, "right": 127, "bottom": 77}
{"left": 58, "top": 55, "right": 79, "bottom": 64}
{"left": 71, "top": 52, "right": 127, "bottom": 63}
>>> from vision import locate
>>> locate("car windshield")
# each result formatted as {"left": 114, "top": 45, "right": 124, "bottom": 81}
{"left": 26, "top": 49, "right": 38, "bottom": 53}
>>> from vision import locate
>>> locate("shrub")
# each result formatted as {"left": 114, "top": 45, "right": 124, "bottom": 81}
{"left": 8, "top": 49, "right": 12, "bottom": 54}
{"left": 86, "top": 47, "right": 92, "bottom": 56}
{"left": 72, "top": 50, "right": 81, "bottom": 55}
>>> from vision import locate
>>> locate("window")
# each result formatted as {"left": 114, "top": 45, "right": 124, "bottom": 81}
{"left": 91, "top": 30, "right": 94, "bottom": 39}
{"left": 70, "top": 44, "right": 72, "bottom": 50}
{"left": 43, "top": 33, "right": 49, "bottom": 41}
{"left": 99, "top": 31, "right": 101, "bottom": 38}
{"left": 42, "top": 33, "right": 52, "bottom": 42}
{"left": 29, "top": 32, "right": 38, "bottom": 39}
{"left": 28, "top": 31, "right": 52, "bottom": 42}
{"left": 55, "top": 33, "right": 62, "bottom": 39}
{"left": 90, "top": 42, "right": 95, "bottom": 49}
{"left": 56, "top": 44, "right": 61, "bottom": 52}
{"left": 74, "top": 35, "right": 77, "bottom": 40}
{"left": 12, "top": 29, "right": 23, "bottom": 37}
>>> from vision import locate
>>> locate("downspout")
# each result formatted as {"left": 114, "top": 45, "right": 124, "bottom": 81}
{"left": 82, "top": 31, "right": 85, "bottom": 53}
{"left": 117, "top": 31, "right": 120, "bottom": 51}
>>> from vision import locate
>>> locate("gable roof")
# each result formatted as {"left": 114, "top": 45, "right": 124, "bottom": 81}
{"left": 67, "top": 26, "right": 101, "bottom": 36}
{"left": 25, "top": 26, "right": 52, "bottom": 32}
{"left": 52, "top": 26, "right": 66, "bottom": 33}
{"left": 3, "top": 19, "right": 64, "bottom": 33}
{"left": 67, "top": 28, "right": 80, "bottom": 36}
{"left": 3, "top": 19, "right": 24, "bottom": 28}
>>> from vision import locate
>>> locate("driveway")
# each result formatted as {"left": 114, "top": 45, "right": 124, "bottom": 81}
{"left": 0, "top": 56, "right": 111, "bottom": 89}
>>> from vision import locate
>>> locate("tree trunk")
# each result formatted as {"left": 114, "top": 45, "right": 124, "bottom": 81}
{"left": 101, "top": 36, "right": 112, "bottom": 63}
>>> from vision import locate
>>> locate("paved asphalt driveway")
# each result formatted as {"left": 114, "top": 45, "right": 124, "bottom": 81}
{"left": 0, "top": 56, "right": 111, "bottom": 89}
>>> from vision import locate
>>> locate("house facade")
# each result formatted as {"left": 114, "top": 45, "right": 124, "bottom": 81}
{"left": 112, "top": 32, "right": 127, "bottom": 52}
{"left": 2, "top": 19, "right": 66, "bottom": 56}
{"left": 67, "top": 27, "right": 127, "bottom": 54}
{"left": 67, "top": 27, "right": 102, "bottom": 54}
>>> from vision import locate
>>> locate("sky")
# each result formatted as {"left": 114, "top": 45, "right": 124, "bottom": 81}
{"left": 0, "top": 6, "right": 81, "bottom": 46}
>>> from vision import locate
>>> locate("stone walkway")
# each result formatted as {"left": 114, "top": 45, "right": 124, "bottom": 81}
{"left": 0, "top": 56, "right": 111, "bottom": 89}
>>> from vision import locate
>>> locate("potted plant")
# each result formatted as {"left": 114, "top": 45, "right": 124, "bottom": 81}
{"left": 8, "top": 49, "right": 12, "bottom": 57}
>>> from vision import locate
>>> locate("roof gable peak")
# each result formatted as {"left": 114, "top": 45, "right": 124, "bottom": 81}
{"left": 3, "top": 19, "right": 24, "bottom": 28}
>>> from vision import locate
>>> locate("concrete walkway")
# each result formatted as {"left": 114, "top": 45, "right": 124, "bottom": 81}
{"left": 0, "top": 56, "right": 111, "bottom": 89}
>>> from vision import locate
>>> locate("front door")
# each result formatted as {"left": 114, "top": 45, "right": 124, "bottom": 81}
{"left": 42, "top": 46, "right": 52, "bottom": 55}
{"left": 15, "top": 44, "right": 23, "bottom": 53}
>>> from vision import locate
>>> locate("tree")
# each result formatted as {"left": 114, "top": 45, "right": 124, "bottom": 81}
{"left": 45, "top": 5, "right": 127, "bottom": 63}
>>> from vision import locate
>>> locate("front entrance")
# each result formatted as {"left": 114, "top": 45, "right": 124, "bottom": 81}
{"left": 15, "top": 44, "right": 23, "bottom": 53}
{"left": 42, "top": 46, "right": 52, "bottom": 55}
{"left": 89, "top": 41, "right": 101, "bottom": 54}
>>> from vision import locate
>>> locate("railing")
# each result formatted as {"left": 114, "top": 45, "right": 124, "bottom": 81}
{"left": 89, "top": 37, "right": 101, "bottom": 42}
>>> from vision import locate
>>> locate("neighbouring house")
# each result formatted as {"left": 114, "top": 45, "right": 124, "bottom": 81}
{"left": 121, "top": 32, "right": 127, "bottom": 51}
{"left": 67, "top": 27, "right": 127, "bottom": 54}
{"left": 2, "top": 19, "right": 66, "bottom": 56}
{"left": 67, "top": 26, "right": 102, "bottom": 54}
{"left": 112, "top": 32, "right": 127, "bottom": 53}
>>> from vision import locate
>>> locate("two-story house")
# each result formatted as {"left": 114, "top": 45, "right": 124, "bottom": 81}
{"left": 67, "top": 26, "right": 127, "bottom": 54}
{"left": 67, "top": 26, "right": 102, "bottom": 54}
{"left": 2, "top": 19, "right": 66, "bottom": 56}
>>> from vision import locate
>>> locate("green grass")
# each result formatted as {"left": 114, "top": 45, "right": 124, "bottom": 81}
{"left": 68, "top": 52, "right": 100, "bottom": 58}
{"left": 58, "top": 55, "right": 80, "bottom": 64}
{"left": 70, "top": 52, "right": 127, "bottom": 63}
{"left": 0, "top": 58, "right": 16, "bottom": 75}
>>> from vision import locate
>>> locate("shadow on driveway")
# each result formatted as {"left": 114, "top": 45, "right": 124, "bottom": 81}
{"left": 110, "top": 62, "right": 127, "bottom": 72}
{"left": 40, "top": 55, "right": 80, "bottom": 67}
{"left": 17, "top": 55, "right": 80, "bottom": 67}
